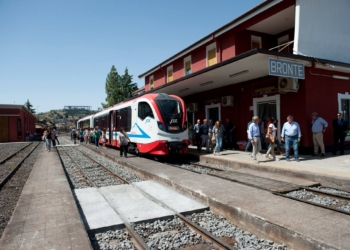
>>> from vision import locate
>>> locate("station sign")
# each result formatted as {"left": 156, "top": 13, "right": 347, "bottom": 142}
{"left": 268, "top": 57, "right": 305, "bottom": 79}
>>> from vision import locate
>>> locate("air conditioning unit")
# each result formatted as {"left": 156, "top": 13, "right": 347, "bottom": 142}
{"left": 278, "top": 77, "right": 299, "bottom": 93}
{"left": 188, "top": 103, "right": 199, "bottom": 112}
{"left": 222, "top": 96, "right": 234, "bottom": 107}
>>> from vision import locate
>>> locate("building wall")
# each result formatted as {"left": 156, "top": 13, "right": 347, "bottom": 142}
{"left": 183, "top": 68, "right": 350, "bottom": 151}
{"left": 0, "top": 107, "right": 36, "bottom": 142}
{"left": 294, "top": 0, "right": 350, "bottom": 64}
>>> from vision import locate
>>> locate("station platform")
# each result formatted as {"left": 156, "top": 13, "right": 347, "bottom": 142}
{"left": 0, "top": 144, "right": 91, "bottom": 250}
{"left": 188, "top": 145, "right": 350, "bottom": 190}
{"left": 80, "top": 142, "right": 350, "bottom": 250}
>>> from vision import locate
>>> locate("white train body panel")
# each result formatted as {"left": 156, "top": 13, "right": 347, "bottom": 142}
{"left": 77, "top": 93, "right": 189, "bottom": 155}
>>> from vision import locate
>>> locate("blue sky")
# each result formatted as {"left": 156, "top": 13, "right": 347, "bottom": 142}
{"left": 0, "top": 0, "right": 262, "bottom": 113}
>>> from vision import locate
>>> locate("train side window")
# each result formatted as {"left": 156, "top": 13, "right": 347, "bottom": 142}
{"left": 117, "top": 107, "right": 132, "bottom": 132}
{"left": 138, "top": 102, "right": 154, "bottom": 120}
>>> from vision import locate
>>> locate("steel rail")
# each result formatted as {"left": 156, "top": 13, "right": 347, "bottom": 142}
{"left": 0, "top": 142, "right": 33, "bottom": 165}
{"left": 274, "top": 188, "right": 350, "bottom": 216}
{"left": 73, "top": 147, "right": 130, "bottom": 184}
{"left": 303, "top": 186, "right": 350, "bottom": 200}
{"left": 132, "top": 183, "right": 237, "bottom": 250}
{"left": 58, "top": 148, "right": 94, "bottom": 188}
{"left": 59, "top": 146, "right": 150, "bottom": 250}
{"left": 0, "top": 142, "right": 40, "bottom": 189}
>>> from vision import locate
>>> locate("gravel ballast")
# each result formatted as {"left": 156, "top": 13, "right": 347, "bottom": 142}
{"left": 186, "top": 211, "right": 290, "bottom": 250}
{"left": 132, "top": 217, "right": 215, "bottom": 250}
{"left": 90, "top": 229, "right": 136, "bottom": 250}
{"left": 0, "top": 143, "right": 40, "bottom": 238}
{"left": 0, "top": 142, "right": 31, "bottom": 163}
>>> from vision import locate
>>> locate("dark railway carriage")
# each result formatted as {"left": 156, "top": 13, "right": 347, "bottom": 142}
{"left": 77, "top": 93, "right": 189, "bottom": 156}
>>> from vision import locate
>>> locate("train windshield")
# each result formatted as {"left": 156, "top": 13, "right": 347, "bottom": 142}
{"left": 156, "top": 99, "right": 183, "bottom": 133}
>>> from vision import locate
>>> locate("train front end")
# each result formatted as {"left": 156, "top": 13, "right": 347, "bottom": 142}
{"left": 152, "top": 94, "right": 189, "bottom": 155}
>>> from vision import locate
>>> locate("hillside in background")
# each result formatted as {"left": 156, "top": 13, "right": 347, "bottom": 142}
{"left": 36, "top": 109, "right": 98, "bottom": 131}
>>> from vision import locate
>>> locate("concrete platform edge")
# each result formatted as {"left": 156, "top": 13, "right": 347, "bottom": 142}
{"left": 196, "top": 154, "right": 350, "bottom": 190}
{"left": 56, "top": 148, "right": 93, "bottom": 249}
{"left": 91, "top": 149, "right": 338, "bottom": 250}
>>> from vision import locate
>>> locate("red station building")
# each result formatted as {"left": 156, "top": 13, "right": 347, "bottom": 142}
{"left": 0, "top": 104, "right": 36, "bottom": 143}
{"left": 138, "top": 0, "right": 350, "bottom": 153}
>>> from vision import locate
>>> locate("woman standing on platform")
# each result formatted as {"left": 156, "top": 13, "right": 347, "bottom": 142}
{"left": 101, "top": 129, "right": 107, "bottom": 149}
{"left": 213, "top": 121, "right": 222, "bottom": 156}
{"left": 43, "top": 128, "right": 52, "bottom": 152}
{"left": 118, "top": 127, "right": 130, "bottom": 157}
{"left": 265, "top": 117, "right": 277, "bottom": 160}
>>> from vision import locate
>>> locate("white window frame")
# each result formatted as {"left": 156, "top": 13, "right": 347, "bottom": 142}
{"left": 183, "top": 55, "right": 191, "bottom": 76}
{"left": 251, "top": 35, "right": 262, "bottom": 49}
{"left": 206, "top": 43, "right": 217, "bottom": 67}
{"left": 167, "top": 65, "right": 173, "bottom": 83}
{"left": 205, "top": 103, "right": 221, "bottom": 122}
{"left": 253, "top": 94, "right": 281, "bottom": 139}
{"left": 149, "top": 75, "right": 154, "bottom": 90}
{"left": 338, "top": 92, "right": 350, "bottom": 141}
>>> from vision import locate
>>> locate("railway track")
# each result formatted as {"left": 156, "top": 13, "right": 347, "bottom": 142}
{"left": 276, "top": 186, "right": 350, "bottom": 215}
{"left": 165, "top": 159, "right": 350, "bottom": 217}
{"left": 0, "top": 142, "right": 41, "bottom": 238}
{"left": 57, "top": 144, "right": 237, "bottom": 249}
{"left": 0, "top": 142, "right": 40, "bottom": 189}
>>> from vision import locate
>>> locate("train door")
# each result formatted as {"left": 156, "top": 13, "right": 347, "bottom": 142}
{"left": 109, "top": 110, "right": 114, "bottom": 143}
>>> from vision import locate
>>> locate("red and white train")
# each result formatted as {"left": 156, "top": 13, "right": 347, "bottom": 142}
{"left": 77, "top": 93, "right": 189, "bottom": 156}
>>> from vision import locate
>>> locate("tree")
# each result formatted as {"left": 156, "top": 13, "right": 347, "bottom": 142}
{"left": 101, "top": 66, "right": 138, "bottom": 108}
{"left": 24, "top": 99, "right": 36, "bottom": 114}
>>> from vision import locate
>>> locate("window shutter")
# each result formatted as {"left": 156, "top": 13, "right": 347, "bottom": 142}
{"left": 168, "top": 70, "right": 173, "bottom": 82}
{"left": 208, "top": 49, "right": 216, "bottom": 66}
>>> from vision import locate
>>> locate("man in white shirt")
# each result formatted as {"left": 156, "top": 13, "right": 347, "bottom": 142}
{"left": 281, "top": 115, "right": 302, "bottom": 162}
{"left": 248, "top": 116, "right": 261, "bottom": 161}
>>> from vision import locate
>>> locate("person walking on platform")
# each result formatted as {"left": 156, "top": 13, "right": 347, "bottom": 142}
{"left": 332, "top": 113, "right": 348, "bottom": 155}
{"left": 51, "top": 129, "right": 56, "bottom": 147}
{"left": 281, "top": 115, "right": 302, "bottom": 162}
{"left": 219, "top": 121, "right": 225, "bottom": 151}
{"left": 73, "top": 130, "right": 77, "bottom": 144}
{"left": 194, "top": 119, "right": 201, "bottom": 152}
{"left": 200, "top": 119, "right": 210, "bottom": 153}
{"left": 265, "top": 117, "right": 277, "bottom": 160}
{"left": 118, "top": 127, "right": 130, "bottom": 157}
{"left": 53, "top": 129, "right": 59, "bottom": 145}
{"left": 311, "top": 112, "right": 328, "bottom": 157}
{"left": 84, "top": 128, "right": 89, "bottom": 144}
{"left": 44, "top": 128, "right": 52, "bottom": 152}
{"left": 245, "top": 117, "right": 253, "bottom": 153}
{"left": 101, "top": 129, "right": 107, "bottom": 149}
{"left": 94, "top": 126, "right": 100, "bottom": 149}
{"left": 208, "top": 119, "right": 214, "bottom": 152}
{"left": 213, "top": 121, "right": 223, "bottom": 156}
{"left": 248, "top": 116, "right": 261, "bottom": 161}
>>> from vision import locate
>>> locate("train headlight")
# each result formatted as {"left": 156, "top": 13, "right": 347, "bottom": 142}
{"left": 157, "top": 121, "right": 166, "bottom": 131}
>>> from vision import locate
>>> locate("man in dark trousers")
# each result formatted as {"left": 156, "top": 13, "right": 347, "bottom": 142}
{"left": 193, "top": 119, "right": 201, "bottom": 152}
{"left": 332, "top": 113, "right": 348, "bottom": 155}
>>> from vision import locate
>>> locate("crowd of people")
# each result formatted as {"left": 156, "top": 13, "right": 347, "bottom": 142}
{"left": 69, "top": 126, "right": 131, "bottom": 157}
{"left": 42, "top": 128, "right": 59, "bottom": 152}
{"left": 188, "top": 112, "right": 348, "bottom": 162}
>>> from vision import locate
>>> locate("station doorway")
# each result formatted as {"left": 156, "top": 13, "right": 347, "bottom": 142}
{"left": 253, "top": 94, "right": 281, "bottom": 138}
{"left": 205, "top": 103, "right": 221, "bottom": 123}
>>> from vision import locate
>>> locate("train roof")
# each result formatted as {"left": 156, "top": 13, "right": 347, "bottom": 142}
{"left": 78, "top": 93, "right": 181, "bottom": 122}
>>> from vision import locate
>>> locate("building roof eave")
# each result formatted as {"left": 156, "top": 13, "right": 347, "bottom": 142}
{"left": 138, "top": 0, "right": 283, "bottom": 79}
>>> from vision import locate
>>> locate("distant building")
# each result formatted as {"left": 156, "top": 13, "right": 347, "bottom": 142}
{"left": 0, "top": 104, "right": 36, "bottom": 142}
{"left": 138, "top": 0, "right": 350, "bottom": 152}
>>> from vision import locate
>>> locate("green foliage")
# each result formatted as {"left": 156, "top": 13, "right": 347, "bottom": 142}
{"left": 101, "top": 66, "right": 138, "bottom": 108}
{"left": 24, "top": 99, "right": 36, "bottom": 114}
